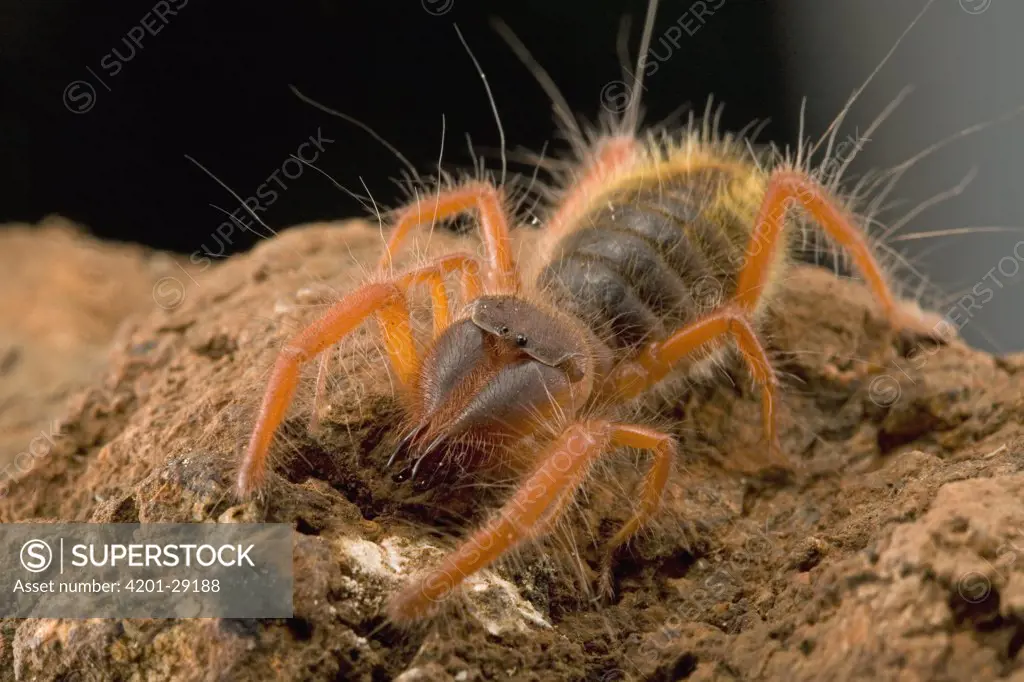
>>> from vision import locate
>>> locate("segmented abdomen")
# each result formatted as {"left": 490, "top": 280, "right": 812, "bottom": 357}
{"left": 538, "top": 170, "right": 754, "bottom": 351}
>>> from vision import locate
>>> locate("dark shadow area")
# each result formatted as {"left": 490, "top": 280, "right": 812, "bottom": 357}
{"left": 1, "top": 0, "right": 785, "bottom": 255}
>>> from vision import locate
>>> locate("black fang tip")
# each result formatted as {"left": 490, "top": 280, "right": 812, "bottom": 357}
{"left": 410, "top": 435, "right": 446, "bottom": 483}
{"left": 387, "top": 424, "right": 426, "bottom": 470}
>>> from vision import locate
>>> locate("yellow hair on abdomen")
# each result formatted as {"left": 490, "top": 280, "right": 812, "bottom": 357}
{"left": 534, "top": 133, "right": 790, "bottom": 325}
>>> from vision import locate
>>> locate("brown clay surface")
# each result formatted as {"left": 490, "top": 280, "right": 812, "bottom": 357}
{"left": 0, "top": 216, "right": 190, "bottom": 474}
{"left": 1, "top": 219, "right": 1023, "bottom": 681}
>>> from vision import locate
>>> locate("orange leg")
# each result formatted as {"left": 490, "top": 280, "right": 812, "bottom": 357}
{"left": 378, "top": 181, "right": 518, "bottom": 293}
{"left": 239, "top": 282, "right": 409, "bottom": 498}
{"left": 601, "top": 167, "right": 913, "bottom": 447}
{"left": 386, "top": 420, "right": 676, "bottom": 624}
{"left": 240, "top": 254, "right": 482, "bottom": 498}
{"left": 398, "top": 252, "right": 484, "bottom": 337}
{"left": 308, "top": 253, "right": 482, "bottom": 431}
{"left": 528, "top": 424, "right": 675, "bottom": 553}
{"left": 736, "top": 169, "right": 898, "bottom": 321}
{"left": 606, "top": 309, "right": 779, "bottom": 449}
{"left": 602, "top": 425, "right": 675, "bottom": 554}
{"left": 309, "top": 350, "right": 333, "bottom": 434}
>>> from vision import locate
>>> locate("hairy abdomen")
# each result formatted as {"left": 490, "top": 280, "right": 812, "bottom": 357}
{"left": 537, "top": 167, "right": 780, "bottom": 352}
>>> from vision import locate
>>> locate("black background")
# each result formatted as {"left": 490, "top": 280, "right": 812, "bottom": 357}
{"left": 2, "top": 0, "right": 781, "bottom": 255}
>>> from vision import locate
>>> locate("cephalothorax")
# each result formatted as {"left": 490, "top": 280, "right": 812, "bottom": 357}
{"left": 235, "top": 5, "right": 935, "bottom": 624}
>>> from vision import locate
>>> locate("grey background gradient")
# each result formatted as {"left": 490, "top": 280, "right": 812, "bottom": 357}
{"left": 777, "top": 0, "right": 1024, "bottom": 353}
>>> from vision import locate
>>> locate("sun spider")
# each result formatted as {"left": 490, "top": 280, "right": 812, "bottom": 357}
{"left": 235, "top": 2, "right": 940, "bottom": 624}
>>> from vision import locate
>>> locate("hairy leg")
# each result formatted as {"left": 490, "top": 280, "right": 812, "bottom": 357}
{"left": 398, "top": 252, "right": 484, "bottom": 336}
{"left": 602, "top": 167, "right": 926, "bottom": 447}
{"left": 309, "top": 349, "right": 334, "bottom": 434}
{"left": 737, "top": 169, "right": 900, "bottom": 322}
{"left": 606, "top": 309, "right": 779, "bottom": 449}
{"left": 308, "top": 253, "right": 484, "bottom": 432}
{"left": 240, "top": 255, "right": 482, "bottom": 498}
{"left": 386, "top": 419, "right": 676, "bottom": 624}
{"left": 378, "top": 181, "right": 518, "bottom": 293}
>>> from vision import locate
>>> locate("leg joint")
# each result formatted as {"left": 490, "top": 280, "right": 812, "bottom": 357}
{"left": 280, "top": 345, "right": 309, "bottom": 363}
